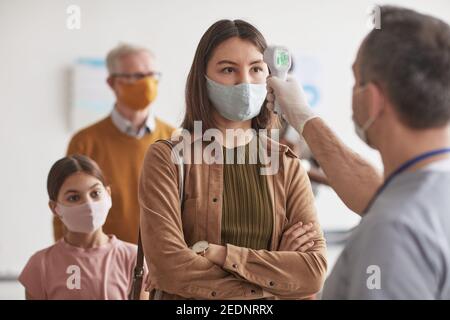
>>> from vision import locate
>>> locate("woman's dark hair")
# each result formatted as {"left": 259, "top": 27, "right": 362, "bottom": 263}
{"left": 47, "top": 154, "right": 108, "bottom": 201}
{"left": 182, "top": 19, "right": 279, "bottom": 132}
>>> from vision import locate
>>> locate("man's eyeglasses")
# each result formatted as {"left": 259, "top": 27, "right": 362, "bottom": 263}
{"left": 111, "top": 71, "right": 162, "bottom": 82}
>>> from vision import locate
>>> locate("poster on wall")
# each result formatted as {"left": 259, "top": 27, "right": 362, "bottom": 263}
{"left": 70, "top": 58, "right": 115, "bottom": 131}
{"left": 291, "top": 53, "right": 324, "bottom": 111}
{"left": 282, "top": 52, "right": 325, "bottom": 143}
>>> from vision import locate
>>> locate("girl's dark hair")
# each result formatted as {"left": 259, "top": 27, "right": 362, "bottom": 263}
{"left": 47, "top": 154, "right": 108, "bottom": 201}
{"left": 181, "top": 19, "right": 279, "bottom": 132}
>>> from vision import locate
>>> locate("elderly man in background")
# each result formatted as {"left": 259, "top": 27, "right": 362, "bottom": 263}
{"left": 53, "top": 43, "right": 175, "bottom": 244}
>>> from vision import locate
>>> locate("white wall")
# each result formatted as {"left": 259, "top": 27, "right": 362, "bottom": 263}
{"left": 1, "top": 0, "right": 449, "bottom": 279}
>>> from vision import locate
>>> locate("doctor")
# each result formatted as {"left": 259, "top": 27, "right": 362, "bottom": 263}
{"left": 267, "top": 5, "right": 450, "bottom": 299}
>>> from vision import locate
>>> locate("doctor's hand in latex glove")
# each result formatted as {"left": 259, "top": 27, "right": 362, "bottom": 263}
{"left": 266, "top": 75, "right": 318, "bottom": 135}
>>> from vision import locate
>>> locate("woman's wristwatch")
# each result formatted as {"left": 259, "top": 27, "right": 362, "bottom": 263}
{"left": 191, "top": 240, "right": 209, "bottom": 257}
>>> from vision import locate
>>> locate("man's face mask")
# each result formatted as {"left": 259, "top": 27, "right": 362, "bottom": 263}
{"left": 205, "top": 76, "right": 267, "bottom": 122}
{"left": 352, "top": 84, "right": 378, "bottom": 145}
{"left": 116, "top": 77, "right": 158, "bottom": 111}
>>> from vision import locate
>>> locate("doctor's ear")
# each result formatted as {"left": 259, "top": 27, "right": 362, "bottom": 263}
{"left": 48, "top": 200, "right": 58, "bottom": 216}
{"left": 365, "top": 82, "right": 386, "bottom": 119}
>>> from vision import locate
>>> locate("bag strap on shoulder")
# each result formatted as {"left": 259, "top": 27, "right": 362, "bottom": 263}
{"left": 129, "top": 139, "right": 185, "bottom": 300}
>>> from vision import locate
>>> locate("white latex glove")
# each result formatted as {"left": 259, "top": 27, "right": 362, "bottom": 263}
{"left": 266, "top": 75, "right": 318, "bottom": 135}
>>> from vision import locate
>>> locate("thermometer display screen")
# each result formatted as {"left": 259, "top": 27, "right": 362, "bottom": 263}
{"left": 275, "top": 50, "right": 290, "bottom": 68}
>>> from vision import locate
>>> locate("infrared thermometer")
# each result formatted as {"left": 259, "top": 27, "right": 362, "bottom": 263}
{"left": 263, "top": 46, "right": 292, "bottom": 114}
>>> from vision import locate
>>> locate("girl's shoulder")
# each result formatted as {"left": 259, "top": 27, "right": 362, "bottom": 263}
{"left": 18, "top": 242, "right": 61, "bottom": 297}
{"left": 108, "top": 237, "right": 139, "bottom": 272}
{"left": 110, "top": 236, "right": 138, "bottom": 259}
{"left": 26, "top": 241, "right": 61, "bottom": 265}
{"left": 114, "top": 238, "right": 137, "bottom": 252}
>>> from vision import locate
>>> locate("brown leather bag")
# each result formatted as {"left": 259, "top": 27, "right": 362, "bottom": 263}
{"left": 128, "top": 140, "right": 184, "bottom": 300}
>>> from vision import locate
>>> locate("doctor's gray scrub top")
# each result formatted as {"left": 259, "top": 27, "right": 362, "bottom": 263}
{"left": 323, "top": 159, "right": 450, "bottom": 299}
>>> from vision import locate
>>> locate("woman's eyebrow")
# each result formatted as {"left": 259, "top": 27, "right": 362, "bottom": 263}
{"left": 217, "top": 59, "right": 264, "bottom": 66}
{"left": 249, "top": 59, "right": 264, "bottom": 65}
{"left": 217, "top": 60, "right": 238, "bottom": 65}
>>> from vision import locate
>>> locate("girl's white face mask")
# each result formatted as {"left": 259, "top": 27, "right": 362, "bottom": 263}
{"left": 206, "top": 76, "right": 267, "bottom": 122}
{"left": 55, "top": 195, "right": 112, "bottom": 233}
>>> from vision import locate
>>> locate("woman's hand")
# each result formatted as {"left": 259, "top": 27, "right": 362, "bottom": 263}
{"left": 278, "top": 221, "right": 316, "bottom": 252}
{"left": 203, "top": 222, "right": 316, "bottom": 266}
{"left": 204, "top": 244, "right": 227, "bottom": 266}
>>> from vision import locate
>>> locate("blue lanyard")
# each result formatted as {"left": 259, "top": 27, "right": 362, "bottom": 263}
{"left": 363, "top": 148, "right": 450, "bottom": 214}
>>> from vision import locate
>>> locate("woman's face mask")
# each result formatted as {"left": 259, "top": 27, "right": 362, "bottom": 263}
{"left": 204, "top": 37, "right": 269, "bottom": 122}
{"left": 206, "top": 76, "right": 267, "bottom": 122}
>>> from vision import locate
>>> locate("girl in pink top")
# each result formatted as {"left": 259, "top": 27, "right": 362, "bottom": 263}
{"left": 19, "top": 155, "right": 147, "bottom": 300}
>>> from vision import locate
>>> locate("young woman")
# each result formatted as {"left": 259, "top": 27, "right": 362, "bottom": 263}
{"left": 19, "top": 155, "right": 147, "bottom": 300}
{"left": 139, "top": 20, "right": 327, "bottom": 300}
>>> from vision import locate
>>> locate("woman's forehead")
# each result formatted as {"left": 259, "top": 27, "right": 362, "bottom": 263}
{"left": 210, "top": 37, "right": 263, "bottom": 65}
